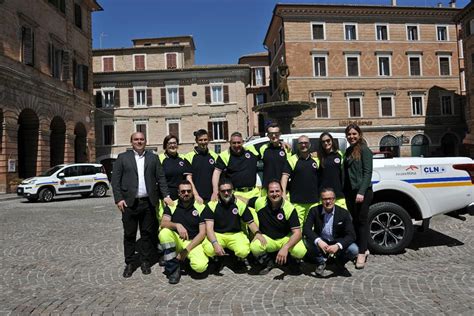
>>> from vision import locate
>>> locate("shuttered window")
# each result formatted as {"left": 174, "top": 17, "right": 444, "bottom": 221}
{"left": 380, "top": 97, "right": 393, "bottom": 116}
{"left": 409, "top": 57, "right": 421, "bottom": 76}
{"left": 134, "top": 55, "right": 145, "bottom": 70}
{"left": 346, "top": 57, "right": 359, "bottom": 76}
{"left": 103, "top": 57, "right": 114, "bottom": 72}
{"left": 439, "top": 57, "right": 450, "bottom": 76}
{"left": 349, "top": 98, "right": 361, "bottom": 117}
{"left": 314, "top": 98, "right": 329, "bottom": 118}
{"left": 74, "top": 3, "right": 82, "bottom": 29}
{"left": 166, "top": 53, "right": 177, "bottom": 69}
{"left": 21, "top": 26, "right": 34, "bottom": 66}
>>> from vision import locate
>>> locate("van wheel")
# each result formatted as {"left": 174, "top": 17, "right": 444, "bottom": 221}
{"left": 39, "top": 187, "right": 54, "bottom": 203}
{"left": 93, "top": 183, "right": 107, "bottom": 197}
{"left": 368, "top": 202, "right": 414, "bottom": 254}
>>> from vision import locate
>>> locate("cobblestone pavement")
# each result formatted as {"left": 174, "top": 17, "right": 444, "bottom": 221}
{"left": 1, "top": 195, "right": 473, "bottom": 315}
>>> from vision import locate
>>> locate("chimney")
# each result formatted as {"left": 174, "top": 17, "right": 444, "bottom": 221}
{"left": 391, "top": 0, "right": 397, "bottom": 6}
{"left": 449, "top": 0, "right": 456, "bottom": 8}
{"left": 437, "top": 2, "right": 443, "bottom": 7}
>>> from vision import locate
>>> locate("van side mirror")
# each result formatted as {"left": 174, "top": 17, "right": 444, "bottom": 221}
{"left": 58, "top": 172, "right": 65, "bottom": 178}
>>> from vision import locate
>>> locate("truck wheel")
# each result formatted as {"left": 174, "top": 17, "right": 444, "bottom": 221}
{"left": 368, "top": 202, "right": 414, "bottom": 254}
{"left": 38, "top": 187, "right": 54, "bottom": 203}
{"left": 93, "top": 183, "right": 107, "bottom": 197}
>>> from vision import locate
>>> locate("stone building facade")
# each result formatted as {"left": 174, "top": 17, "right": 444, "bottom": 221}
{"left": 92, "top": 36, "right": 250, "bottom": 174}
{"left": 0, "top": 0, "right": 102, "bottom": 193}
{"left": 264, "top": 3, "right": 466, "bottom": 157}
{"left": 455, "top": 1, "right": 474, "bottom": 156}
{"left": 238, "top": 52, "right": 270, "bottom": 137}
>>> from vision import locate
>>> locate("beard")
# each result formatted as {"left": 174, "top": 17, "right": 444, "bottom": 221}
{"left": 220, "top": 195, "right": 233, "bottom": 204}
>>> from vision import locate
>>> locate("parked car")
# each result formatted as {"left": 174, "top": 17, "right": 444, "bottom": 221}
{"left": 17, "top": 163, "right": 110, "bottom": 202}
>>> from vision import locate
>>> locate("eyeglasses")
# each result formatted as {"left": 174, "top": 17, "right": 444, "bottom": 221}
{"left": 179, "top": 189, "right": 192, "bottom": 194}
{"left": 219, "top": 189, "right": 233, "bottom": 193}
{"left": 321, "top": 139, "right": 332, "bottom": 144}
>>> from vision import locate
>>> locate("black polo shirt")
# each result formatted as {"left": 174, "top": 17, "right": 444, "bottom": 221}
{"left": 255, "top": 199, "right": 300, "bottom": 240}
{"left": 202, "top": 198, "right": 254, "bottom": 233}
{"left": 161, "top": 153, "right": 191, "bottom": 200}
{"left": 283, "top": 155, "right": 319, "bottom": 204}
{"left": 187, "top": 147, "right": 215, "bottom": 201}
{"left": 261, "top": 144, "right": 288, "bottom": 187}
{"left": 319, "top": 151, "right": 344, "bottom": 198}
{"left": 163, "top": 200, "right": 204, "bottom": 239}
{"left": 215, "top": 149, "right": 259, "bottom": 189}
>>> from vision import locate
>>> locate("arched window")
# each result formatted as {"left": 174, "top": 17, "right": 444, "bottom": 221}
{"left": 411, "top": 134, "right": 429, "bottom": 157}
{"left": 379, "top": 135, "right": 400, "bottom": 157}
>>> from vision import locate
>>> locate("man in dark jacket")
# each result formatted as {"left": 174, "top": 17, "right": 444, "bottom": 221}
{"left": 112, "top": 132, "right": 172, "bottom": 278}
{"left": 303, "top": 187, "right": 358, "bottom": 277}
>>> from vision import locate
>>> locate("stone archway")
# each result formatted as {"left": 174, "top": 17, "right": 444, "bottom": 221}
{"left": 441, "top": 133, "right": 458, "bottom": 157}
{"left": 411, "top": 134, "right": 430, "bottom": 157}
{"left": 379, "top": 135, "right": 400, "bottom": 157}
{"left": 74, "top": 122, "right": 87, "bottom": 163}
{"left": 18, "top": 109, "right": 39, "bottom": 178}
{"left": 50, "top": 116, "right": 66, "bottom": 167}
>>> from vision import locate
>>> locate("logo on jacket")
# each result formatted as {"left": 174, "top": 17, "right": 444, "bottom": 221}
{"left": 334, "top": 158, "right": 341, "bottom": 164}
{"left": 312, "top": 162, "right": 317, "bottom": 169}
{"left": 277, "top": 213, "right": 284, "bottom": 220}
{"left": 245, "top": 153, "right": 251, "bottom": 159}
{"left": 232, "top": 208, "right": 238, "bottom": 215}
{"left": 279, "top": 151, "right": 285, "bottom": 157}
{"left": 209, "top": 158, "right": 215, "bottom": 164}
{"left": 192, "top": 210, "right": 198, "bottom": 216}
{"left": 179, "top": 161, "right": 184, "bottom": 167}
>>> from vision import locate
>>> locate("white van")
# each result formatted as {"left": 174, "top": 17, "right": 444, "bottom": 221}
{"left": 17, "top": 163, "right": 110, "bottom": 202}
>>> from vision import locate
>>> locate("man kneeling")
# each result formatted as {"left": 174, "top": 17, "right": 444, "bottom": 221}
{"left": 303, "top": 187, "right": 358, "bottom": 277}
{"left": 250, "top": 180, "right": 306, "bottom": 275}
{"left": 159, "top": 180, "right": 208, "bottom": 284}
{"left": 202, "top": 178, "right": 263, "bottom": 272}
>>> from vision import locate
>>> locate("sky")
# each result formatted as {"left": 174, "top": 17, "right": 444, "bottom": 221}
{"left": 92, "top": 0, "right": 470, "bottom": 65}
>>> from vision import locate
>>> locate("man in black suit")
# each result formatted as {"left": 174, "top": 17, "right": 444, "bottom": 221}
{"left": 303, "top": 187, "right": 358, "bottom": 277}
{"left": 112, "top": 132, "right": 172, "bottom": 278}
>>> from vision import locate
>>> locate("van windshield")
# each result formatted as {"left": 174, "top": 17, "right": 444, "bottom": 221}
{"left": 40, "top": 165, "right": 63, "bottom": 176}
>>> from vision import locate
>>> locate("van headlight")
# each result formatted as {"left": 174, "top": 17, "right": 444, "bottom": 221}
{"left": 22, "top": 179, "right": 36, "bottom": 185}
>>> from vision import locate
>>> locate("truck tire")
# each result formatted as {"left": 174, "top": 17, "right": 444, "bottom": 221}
{"left": 93, "top": 183, "right": 107, "bottom": 197}
{"left": 38, "top": 187, "right": 54, "bottom": 203}
{"left": 368, "top": 202, "right": 414, "bottom": 254}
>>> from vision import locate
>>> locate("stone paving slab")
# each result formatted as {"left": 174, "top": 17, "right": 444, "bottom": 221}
{"left": 0, "top": 196, "right": 473, "bottom": 315}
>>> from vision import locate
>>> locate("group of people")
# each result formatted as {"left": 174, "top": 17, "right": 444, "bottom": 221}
{"left": 111, "top": 123, "right": 373, "bottom": 284}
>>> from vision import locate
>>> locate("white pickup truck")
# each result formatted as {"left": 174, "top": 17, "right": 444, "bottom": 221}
{"left": 246, "top": 133, "right": 474, "bottom": 254}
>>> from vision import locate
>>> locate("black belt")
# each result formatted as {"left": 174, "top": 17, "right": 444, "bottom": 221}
{"left": 235, "top": 187, "right": 254, "bottom": 192}
{"left": 136, "top": 196, "right": 149, "bottom": 202}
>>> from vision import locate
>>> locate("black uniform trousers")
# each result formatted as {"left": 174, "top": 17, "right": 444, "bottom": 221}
{"left": 122, "top": 197, "right": 156, "bottom": 265}
{"left": 345, "top": 188, "right": 373, "bottom": 254}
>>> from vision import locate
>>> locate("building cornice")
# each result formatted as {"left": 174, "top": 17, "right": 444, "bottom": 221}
{"left": 453, "top": 1, "right": 474, "bottom": 22}
{"left": 264, "top": 3, "right": 461, "bottom": 45}
{"left": 93, "top": 65, "right": 250, "bottom": 84}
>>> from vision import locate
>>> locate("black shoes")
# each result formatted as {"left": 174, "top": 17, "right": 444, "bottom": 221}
{"left": 168, "top": 267, "right": 181, "bottom": 284}
{"left": 258, "top": 260, "right": 275, "bottom": 275}
{"left": 141, "top": 261, "right": 151, "bottom": 275}
{"left": 123, "top": 264, "right": 136, "bottom": 278}
{"left": 315, "top": 263, "right": 326, "bottom": 277}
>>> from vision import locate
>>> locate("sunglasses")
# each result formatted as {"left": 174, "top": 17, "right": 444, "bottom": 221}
{"left": 179, "top": 189, "right": 192, "bottom": 194}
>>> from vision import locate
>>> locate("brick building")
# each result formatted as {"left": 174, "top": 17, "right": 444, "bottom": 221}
{"left": 0, "top": 0, "right": 102, "bottom": 193}
{"left": 238, "top": 52, "right": 270, "bottom": 137}
{"left": 92, "top": 36, "right": 250, "bottom": 172}
{"left": 455, "top": 1, "right": 474, "bottom": 155}
{"left": 263, "top": 2, "right": 466, "bottom": 157}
